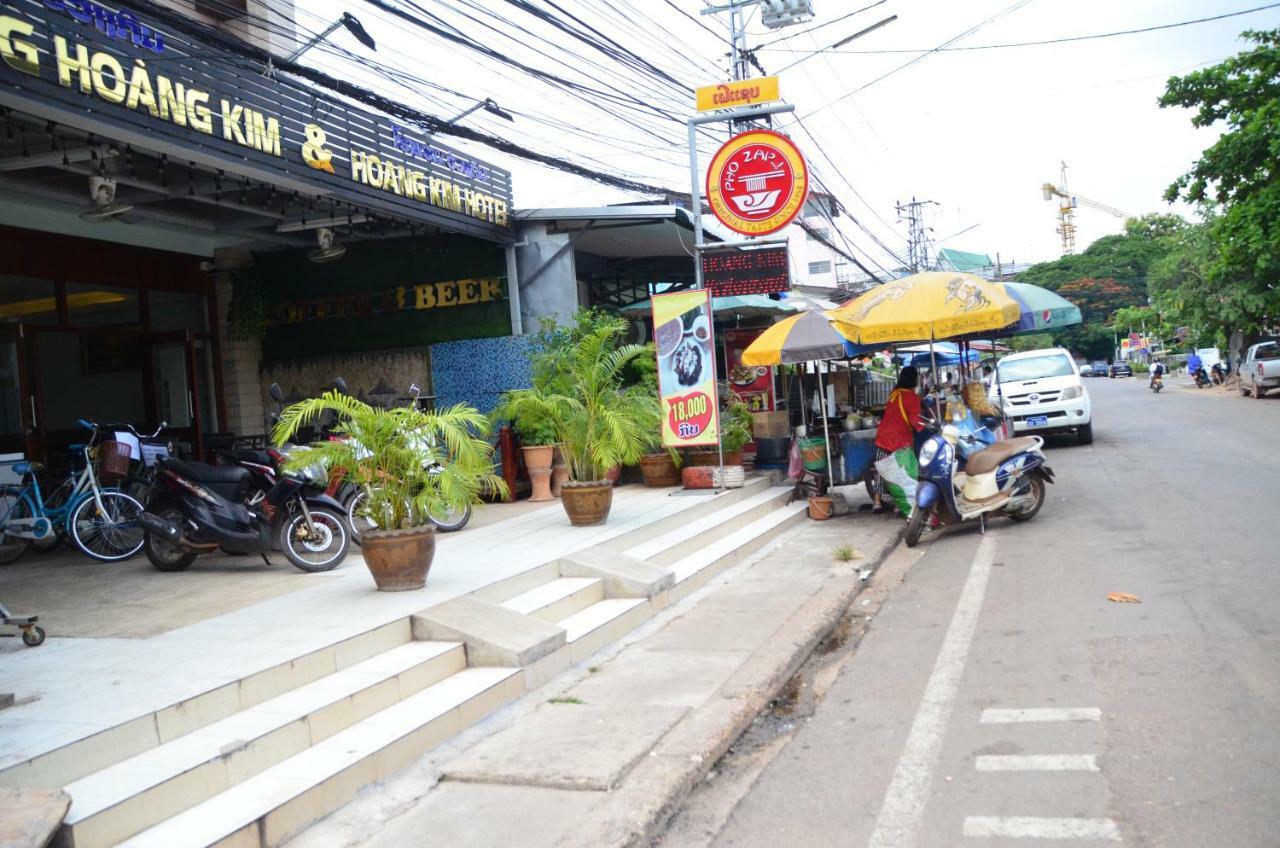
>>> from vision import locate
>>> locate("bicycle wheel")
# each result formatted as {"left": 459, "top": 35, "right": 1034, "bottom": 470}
{"left": 0, "top": 488, "right": 30, "bottom": 565}
{"left": 345, "top": 488, "right": 375, "bottom": 547}
{"left": 69, "top": 491, "right": 145, "bottom": 562}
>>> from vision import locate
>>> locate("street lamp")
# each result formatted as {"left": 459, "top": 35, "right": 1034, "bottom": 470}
{"left": 445, "top": 98, "right": 515, "bottom": 126}
{"left": 286, "top": 12, "right": 376, "bottom": 62}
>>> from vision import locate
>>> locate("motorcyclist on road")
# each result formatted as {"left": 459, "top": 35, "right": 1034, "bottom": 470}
{"left": 1149, "top": 360, "right": 1166, "bottom": 389}
{"left": 1187, "top": 352, "right": 1203, "bottom": 377}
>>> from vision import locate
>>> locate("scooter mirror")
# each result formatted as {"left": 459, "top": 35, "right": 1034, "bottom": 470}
{"left": 269, "top": 383, "right": 285, "bottom": 403}
{"left": 334, "top": 377, "right": 350, "bottom": 395}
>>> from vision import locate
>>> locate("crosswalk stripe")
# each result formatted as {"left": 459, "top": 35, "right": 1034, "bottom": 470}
{"left": 980, "top": 707, "right": 1102, "bottom": 724}
{"left": 975, "top": 754, "right": 1099, "bottom": 772}
{"left": 963, "top": 816, "right": 1121, "bottom": 840}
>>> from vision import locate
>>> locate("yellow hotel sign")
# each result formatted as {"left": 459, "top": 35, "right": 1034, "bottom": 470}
{"left": 695, "top": 77, "right": 780, "bottom": 112}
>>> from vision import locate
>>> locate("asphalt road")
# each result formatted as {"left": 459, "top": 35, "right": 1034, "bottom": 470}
{"left": 663, "top": 376, "right": 1280, "bottom": 848}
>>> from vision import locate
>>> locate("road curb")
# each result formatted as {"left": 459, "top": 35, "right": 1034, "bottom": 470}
{"left": 559, "top": 522, "right": 906, "bottom": 848}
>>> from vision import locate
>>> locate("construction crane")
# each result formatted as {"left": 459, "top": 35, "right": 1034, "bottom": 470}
{"left": 1041, "top": 161, "right": 1128, "bottom": 255}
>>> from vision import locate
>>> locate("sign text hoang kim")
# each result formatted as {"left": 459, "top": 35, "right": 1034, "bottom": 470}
{"left": 0, "top": 0, "right": 512, "bottom": 239}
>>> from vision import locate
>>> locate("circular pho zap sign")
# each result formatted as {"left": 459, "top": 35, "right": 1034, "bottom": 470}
{"left": 705, "top": 129, "right": 810, "bottom": 237}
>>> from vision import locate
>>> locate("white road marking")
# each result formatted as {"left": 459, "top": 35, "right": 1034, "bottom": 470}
{"left": 975, "top": 754, "right": 1100, "bottom": 772}
{"left": 980, "top": 707, "right": 1101, "bottom": 724}
{"left": 963, "top": 816, "right": 1122, "bottom": 841}
{"left": 866, "top": 535, "right": 997, "bottom": 848}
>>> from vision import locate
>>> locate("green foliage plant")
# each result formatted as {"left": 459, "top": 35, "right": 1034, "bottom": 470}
{"left": 274, "top": 393, "right": 507, "bottom": 532}
{"left": 492, "top": 322, "right": 658, "bottom": 483}
{"left": 719, "top": 396, "right": 755, "bottom": 455}
{"left": 1159, "top": 30, "right": 1280, "bottom": 343}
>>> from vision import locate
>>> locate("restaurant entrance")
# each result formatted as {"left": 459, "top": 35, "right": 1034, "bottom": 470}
{"left": 0, "top": 228, "right": 222, "bottom": 463}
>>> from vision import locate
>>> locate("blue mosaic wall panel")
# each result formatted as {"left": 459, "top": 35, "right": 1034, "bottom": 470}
{"left": 431, "top": 335, "right": 533, "bottom": 416}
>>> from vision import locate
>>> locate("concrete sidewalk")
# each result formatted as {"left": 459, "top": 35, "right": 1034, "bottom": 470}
{"left": 287, "top": 512, "right": 904, "bottom": 848}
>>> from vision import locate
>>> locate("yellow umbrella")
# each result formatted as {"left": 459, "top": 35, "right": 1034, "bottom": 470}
{"left": 830, "top": 272, "right": 1021, "bottom": 344}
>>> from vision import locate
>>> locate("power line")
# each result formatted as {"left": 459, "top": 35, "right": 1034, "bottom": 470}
{"left": 795, "top": 0, "right": 1037, "bottom": 120}
{"left": 762, "top": 2, "right": 1280, "bottom": 55}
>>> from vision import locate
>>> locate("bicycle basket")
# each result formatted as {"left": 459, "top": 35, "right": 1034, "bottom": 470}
{"left": 98, "top": 440, "right": 132, "bottom": 484}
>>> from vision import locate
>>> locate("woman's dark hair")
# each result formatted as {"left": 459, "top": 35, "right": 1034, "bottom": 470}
{"left": 896, "top": 366, "right": 919, "bottom": 390}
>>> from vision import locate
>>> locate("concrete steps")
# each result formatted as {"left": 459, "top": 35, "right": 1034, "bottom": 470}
{"left": 624, "top": 485, "right": 793, "bottom": 566}
{"left": 119, "top": 668, "right": 522, "bottom": 848}
{"left": 42, "top": 482, "right": 809, "bottom": 848}
{"left": 61, "top": 642, "right": 465, "bottom": 848}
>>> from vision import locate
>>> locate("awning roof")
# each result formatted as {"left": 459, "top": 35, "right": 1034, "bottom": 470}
{"left": 515, "top": 205, "right": 729, "bottom": 259}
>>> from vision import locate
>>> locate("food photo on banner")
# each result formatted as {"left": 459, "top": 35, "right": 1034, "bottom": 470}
{"left": 723, "top": 329, "right": 774, "bottom": 412}
{"left": 651, "top": 290, "right": 721, "bottom": 448}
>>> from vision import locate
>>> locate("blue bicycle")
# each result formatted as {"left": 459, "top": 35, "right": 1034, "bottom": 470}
{"left": 0, "top": 420, "right": 145, "bottom": 563}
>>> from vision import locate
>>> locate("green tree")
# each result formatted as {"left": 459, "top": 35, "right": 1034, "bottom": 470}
{"left": 1159, "top": 29, "right": 1280, "bottom": 342}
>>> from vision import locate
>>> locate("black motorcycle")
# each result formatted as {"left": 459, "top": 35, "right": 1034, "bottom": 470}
{"left": 138, "top": 454, "right": 350, "bottom": 573}
{"left": 1193, "top": 367, "right": 1212, "bottom": 388}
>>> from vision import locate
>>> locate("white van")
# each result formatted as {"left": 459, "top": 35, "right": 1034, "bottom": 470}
{"left": 989, "top": 347, "right": 1093, "bottom": 445}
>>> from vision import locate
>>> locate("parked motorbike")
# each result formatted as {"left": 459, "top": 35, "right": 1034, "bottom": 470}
{"left": 139, "top": 383, "right": 349, "bottom": 572}
{"left": 1211, "top": 362, "right": 1227, "bottom": 385}
{"left": 1150, "top": 373, "right": 1164, "bottom": 393}
{"left": 905, "top": 425, "right": 1054, "bottom": 547}
{"left": 1193, "top": 367, "right": 1211, "bottom": 388}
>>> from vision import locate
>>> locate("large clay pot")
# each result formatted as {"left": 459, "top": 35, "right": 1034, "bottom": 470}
{"left": 605, "top": 464, "right": 622, "bottom": 486}
{"left": 638, "top": 453, "right": 680, "bottom": 487}
{"left": 723, "top": 450, "right": 744, "bottom": 467}
{"left": 523, "top": 445, "right": 555, "bottom": 502}
{"left": 361, "top": 525, "right": 436, "bottom": 591}
{"left": 561, "top": 480, "right": 613, "bottom": 526}
{"left": 686, "top": 449, "right": 719, "bottom": 467}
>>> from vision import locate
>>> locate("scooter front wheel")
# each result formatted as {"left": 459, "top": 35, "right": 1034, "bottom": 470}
{"left": 281, "top": 507, "right": 349, "bottom": 573}
{"left": 905, "top": 507, "right": 928, "bottom": 548}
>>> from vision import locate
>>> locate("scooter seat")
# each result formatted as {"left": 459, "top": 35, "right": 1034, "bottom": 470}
{"left": 161, "top": 457, "right": 252, "bottom": 488}
{"left": 219, "top": 448, "right": 274, "bottom": 467}
{"left": 964, "top": 437, "right": 1040, "bottom": 475}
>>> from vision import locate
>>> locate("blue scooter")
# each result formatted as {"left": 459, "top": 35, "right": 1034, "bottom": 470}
{"left": 905, "top": 424, "right": 1054, "bottom": 547}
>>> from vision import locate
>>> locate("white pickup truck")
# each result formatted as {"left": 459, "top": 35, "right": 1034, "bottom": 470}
{"left": 1239, "top": 340, "right": 1280, "bottom": 399}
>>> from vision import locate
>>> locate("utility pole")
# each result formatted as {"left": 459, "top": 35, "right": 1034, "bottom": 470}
{"left": 895, "top": 197, "right": 937, "bottom": 273}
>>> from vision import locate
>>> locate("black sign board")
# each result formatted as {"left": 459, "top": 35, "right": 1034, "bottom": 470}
{"left": 0, "top": 0, "right": 513, "bottom": 241}
{"left": 702, "top": 247, "right": 790, "bottom": 297}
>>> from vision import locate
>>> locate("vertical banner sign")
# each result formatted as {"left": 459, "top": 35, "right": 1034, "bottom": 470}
{"left": 723, "top": 329, "right": 774, "bottom": 412}
{"left": 652, "top": 290, "right": 721, "bottom": 448}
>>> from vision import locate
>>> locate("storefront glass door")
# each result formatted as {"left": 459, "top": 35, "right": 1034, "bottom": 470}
{"left": 0, "top": 326, "right": 31, "bottom": 457}
{"left": 150, "top": 333, "right": 203, "bottom": 459}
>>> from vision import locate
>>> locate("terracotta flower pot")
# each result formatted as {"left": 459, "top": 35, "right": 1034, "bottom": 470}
{"left": 605, "top": 464, "right": 622, "bottom": 486}
{"left": 361, "top": 525, "right": 436, "bottom": 591}
{"left": 723, "top": 450, "right": 744, "bottom": 467}
{"left": 523, "top": 445, "right": 555, "bottom": 502}
{"left": 550, "top": 464, "right": 569, "bottom": 497}
{"left": 561, "top": 480, "right": 613, "bottom": 526}
{"left": 550, "top": 444, "right": 568, "bottom": 497}
{"left": 638, "top": 453, "right": 680, "bottom": 487}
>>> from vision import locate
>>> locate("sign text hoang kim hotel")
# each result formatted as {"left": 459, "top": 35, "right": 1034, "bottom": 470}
{"left": 0, "top": 0, "right": 513, "bottom": 240}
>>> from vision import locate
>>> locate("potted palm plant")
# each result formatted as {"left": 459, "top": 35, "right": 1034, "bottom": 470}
{"left": 494, "top": 405, "right": 558, "bottom": 503}
{"left": 494, "top": 321, "right": 655, "bottom": 526}
{"left": 274, "top": 392, "right": 506, "bottom": 590}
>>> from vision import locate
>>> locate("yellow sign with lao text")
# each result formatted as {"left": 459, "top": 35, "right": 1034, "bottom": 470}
{"left": 696, "top": 76, "right": 780, "bottom": 112}
{"left": 652, "top": 290, "right": 721, "bottom": 448}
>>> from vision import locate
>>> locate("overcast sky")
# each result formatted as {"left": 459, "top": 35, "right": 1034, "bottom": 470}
{"left": 296, "top": 0, "right": 1279, "bottom": 271}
